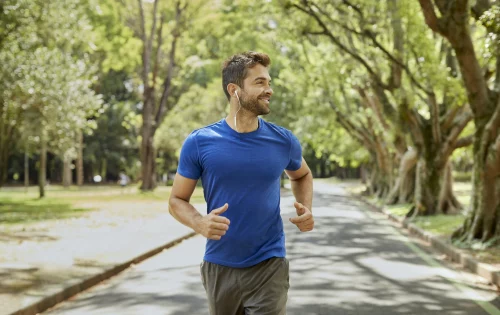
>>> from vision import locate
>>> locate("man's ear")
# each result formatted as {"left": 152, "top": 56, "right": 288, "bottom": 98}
{"left": 227, "top": 83, "right": 239, "bottom": 97}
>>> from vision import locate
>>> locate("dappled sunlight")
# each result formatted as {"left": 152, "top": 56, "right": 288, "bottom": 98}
{"left": 357, "top": 256, "right": 455, "bottom": 282}
{"left": 284, "top": 182, "right": 498, "bottom": 314}
{"left": 45, "top": 236, "right": 208, "bottom": 315}
{"left": 4, "top": 182, "right": 497, "bottom": 315}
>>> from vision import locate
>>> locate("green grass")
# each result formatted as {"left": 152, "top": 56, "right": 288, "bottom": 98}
{"left": 0, "top": 185, "right": 206, "bottom": 225}
{"left": 385, "top": 203, "right": 412, "bottom": 217}
{"left": 413, "top": 214, "right": 465, "bottom": 236}
{"left": 0, "top": 197, "right": 89, "bottom": 224}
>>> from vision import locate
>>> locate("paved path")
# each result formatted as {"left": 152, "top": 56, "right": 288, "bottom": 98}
{"left": 43, "top": 182, "right": 500, "bottom": 315}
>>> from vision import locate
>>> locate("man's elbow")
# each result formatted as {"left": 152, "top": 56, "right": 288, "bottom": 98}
{"left": 168, "top": 197, "right": 177, "bottom": 217}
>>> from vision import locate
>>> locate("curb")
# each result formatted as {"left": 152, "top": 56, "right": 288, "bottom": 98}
{"left": 9, "top": 231, "right": 197, "bottom": 315}
{"left": 354, "top": 195, "right": 500, "bottom": 288}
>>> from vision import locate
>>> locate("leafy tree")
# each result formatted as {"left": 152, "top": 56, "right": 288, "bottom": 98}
{"left": 418, "top": 0, "right": 500, "bottom": 243}
{"left": 0, "top": 0, "right": 102, "bottom": 197}
{"left": 287, "top": 0, "right": 472, "bottom": 215}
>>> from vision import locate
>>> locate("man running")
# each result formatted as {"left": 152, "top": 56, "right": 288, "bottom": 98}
{"left": 169, "top": 51, "right": 314, "bottom": 315}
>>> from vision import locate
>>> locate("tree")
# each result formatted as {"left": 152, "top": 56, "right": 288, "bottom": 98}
{"left": 287, "top": 0, "right": 472, "bottom": 214}
{"left": 134, "top": 0, "right": 191, "bottom": 190}
{"left": 0, "top": 0, "right": 102, "bottom": 196}
{"left": 418, "top": 0, "right": 500, "bottom": 242}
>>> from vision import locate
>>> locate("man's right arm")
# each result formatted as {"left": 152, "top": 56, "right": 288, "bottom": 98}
{"left": 168, "top": 173, "right": 230, "bottom": 240}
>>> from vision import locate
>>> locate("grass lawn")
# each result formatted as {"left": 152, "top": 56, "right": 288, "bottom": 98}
{"left": 0, "top": 184, "right": 205, "bottom": 225}
{"left": 412, "top": 215, "right": 465, "bottom": 237}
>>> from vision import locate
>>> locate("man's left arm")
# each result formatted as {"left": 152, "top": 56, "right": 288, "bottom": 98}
{"left": 285, "top": 157, "right": 314, "bottom": 232}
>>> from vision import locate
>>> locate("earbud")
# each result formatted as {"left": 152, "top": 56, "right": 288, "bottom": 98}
{"left": 234, "top": 89, "right": 241, "bottom": 132}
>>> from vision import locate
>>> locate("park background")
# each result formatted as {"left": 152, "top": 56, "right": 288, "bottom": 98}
{"left": 1, "top": 0, "right": 500, "bottom": 275}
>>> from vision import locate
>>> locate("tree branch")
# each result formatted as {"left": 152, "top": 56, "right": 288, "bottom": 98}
{"left": 137, "top": 0, "right": 148, "bottom": 87}
{"left": 429, "top": 92, "right": 442, "bottom": 144}
{"left": 155, "top": 0, "right": 184, "bottom": 127}
{"left": 363, "top": 29, "right": 432, "bottom": 94}
{"left": 356, "top": 87, "right": 390, "bottom": 131}
{"left": 442, "top": 111, "right": 473, "bottom": 158}
{"left": 388, "top": 0, "right": 403, "bottom": 90}
{"left": 146, "top": 0, "right": 159, "bottom": 82}
{"left": 341, "top": 0, "right": 363, "bottom": 19}
{"left": 453, "top": 135, "right": 474, "bottom": 149}
{"left": 329, "top": 100, "right": 375, "bottom": 148}
{"left": 152, "top": 14, "right": 165, "bottom": 91}
{"left": 417, "top": 0, "right": 447, "bottom": 36}
{"left": 302, "top": 1, "right": 430, "bottom": 94}
{"left": 292, "top": 3, "right": 389, "bottom": 90}
{"left": 441, "top": 105, "right": 462, "bottom": 131}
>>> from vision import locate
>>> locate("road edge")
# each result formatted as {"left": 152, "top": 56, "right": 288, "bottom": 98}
{"left": 9, "top": 231, "right": 197, "bottom": 315}
{"left": 352, "top": 194, "right": 500, "bottom": 289}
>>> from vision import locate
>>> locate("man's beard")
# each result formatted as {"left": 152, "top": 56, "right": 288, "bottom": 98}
{"left": 238, "top": 90, "right": 270, "bottom": 116}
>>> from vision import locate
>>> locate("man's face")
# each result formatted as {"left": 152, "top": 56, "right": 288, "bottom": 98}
{"left": 238, "top": 64, "right": 273, "bottom": 116}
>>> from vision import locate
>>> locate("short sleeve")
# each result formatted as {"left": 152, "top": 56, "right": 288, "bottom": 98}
{"left": 177, "top": 132, "right": 202, "bottom": 180}
{"left": 286, "top": 131, "right": 302, "bottom": 171}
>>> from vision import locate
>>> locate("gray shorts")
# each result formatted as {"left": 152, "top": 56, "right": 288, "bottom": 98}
{"left": 200, "top": 257, "right": 290, "bottom": 315}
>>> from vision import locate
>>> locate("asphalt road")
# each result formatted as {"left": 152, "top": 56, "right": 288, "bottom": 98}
{"left": 44, "top": 182, "right": 500, "bottom": 315}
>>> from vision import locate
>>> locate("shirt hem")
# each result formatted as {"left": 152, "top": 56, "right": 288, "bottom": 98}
{"left": 203, "top": 252, "right": 286, "bottom": 268}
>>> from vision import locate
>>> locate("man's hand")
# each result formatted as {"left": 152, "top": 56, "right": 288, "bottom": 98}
{"left": 289, "top": 202, "right": 314, "bottom": 232}
{"left": 195, "top": 203, "right": 230, "bottom": 240}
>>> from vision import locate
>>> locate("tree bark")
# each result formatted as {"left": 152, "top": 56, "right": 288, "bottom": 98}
{"left": 415, "top": 158, "right": 461, "bottom": 216}
{"left": 77, "top": 130, "right": 83, "bottom": 186}
{"left": 140, "top": 131, "right": 156, "bottom": 190}
{"left": 62, "top": 156, "right": 72, "bottom": 188}
{"left": 24, "top": 149, "right": 29, "bottom": 193}
{"left": 101, "top": 158, "right": 107, "bottom": 181}
{"left": 456, "top": 104, "right": 500, "bottom": 242}
{"left": 38, "top": 137, "right": 46, "bottom": 198}
{"left": 0, "top": 121, "right": 13, "bottom": 187}
{"left": 387, "top": 148, "right": 417, "bottom": 204}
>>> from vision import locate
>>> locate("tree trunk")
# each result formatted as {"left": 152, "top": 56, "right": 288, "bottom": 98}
{"left": 140, "top": 132, "right": 157, "bottom": 190}
{"left": 387, "top": 148, "right": 418, "bottom": 204}
{"left": 320, "top": 160, "right": 326, "bottom": 178}
{"left": 360, "top": 165, "right": 367, "bottom": 184}
{"left": 140, "top": 86, "right": 157, "bottom": 191}
{"left": 38, "top": 138, "right": 47, "bottom": 198}
{"left": 101, "top": 158, "right": 107, "bottom": 181}
{"left": 373, "top": 145, "right": 393, "bottom": 198}
{"left": 369, "top": 166, "right": 391, "bottom": 198}
{"left": 437, "top": 161, "right": 461, "bottom": 214}
{"left": 414, "top": 156, "right": 461, "bottom": 216}
{"left": 62, "top": 157, "right": 72, "bottom": 188}
{"left": 0, "top": 136, "right": 9, "bottom": 188}
{"left": 24, "top": 150, "right": 29, "bottom": 193}
{"left": 77, "top": 131, "right": 83, "bottom": 186}
{"left": 455, "top": 116, "right": 500, "bottom": 242}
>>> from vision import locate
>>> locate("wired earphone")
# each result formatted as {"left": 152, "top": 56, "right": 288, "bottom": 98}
{"left": 234, "top": 90, "right": 242, "bottom": 132}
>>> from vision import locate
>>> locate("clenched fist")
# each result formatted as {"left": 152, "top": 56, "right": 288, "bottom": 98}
{"left": 195, "top": 203, "right": 230, "bottom": 240}
{"left": 289, "top": 202, "right": 314, "bottom": 232}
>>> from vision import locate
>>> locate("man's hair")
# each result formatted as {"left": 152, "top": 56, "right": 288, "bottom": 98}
{"left": 222, "top": 51, "right": 271, "bottom": 100}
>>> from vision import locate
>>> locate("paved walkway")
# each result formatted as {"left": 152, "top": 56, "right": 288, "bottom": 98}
{"left": 1, "top": 201, "right": 205, "bottom": 315}
{"left": 41, "top": 182, "right": 500, "bottom": 315}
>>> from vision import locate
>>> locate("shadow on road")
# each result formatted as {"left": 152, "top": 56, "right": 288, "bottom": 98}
{"left": 283, "top": 190, "right": 495, "bottom": 315}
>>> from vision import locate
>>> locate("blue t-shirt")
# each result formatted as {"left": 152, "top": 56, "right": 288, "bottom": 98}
{"left": 177, "top": 117, "right": 302, "bottom": 268}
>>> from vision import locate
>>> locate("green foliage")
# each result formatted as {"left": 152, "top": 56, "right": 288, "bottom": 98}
{"left": 0, "top": 0, "right": 103, "bottom": 182}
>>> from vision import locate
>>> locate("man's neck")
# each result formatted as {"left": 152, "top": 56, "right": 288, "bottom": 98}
{"left": 226, "top": 109, "right": 259, "bottom": 133}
